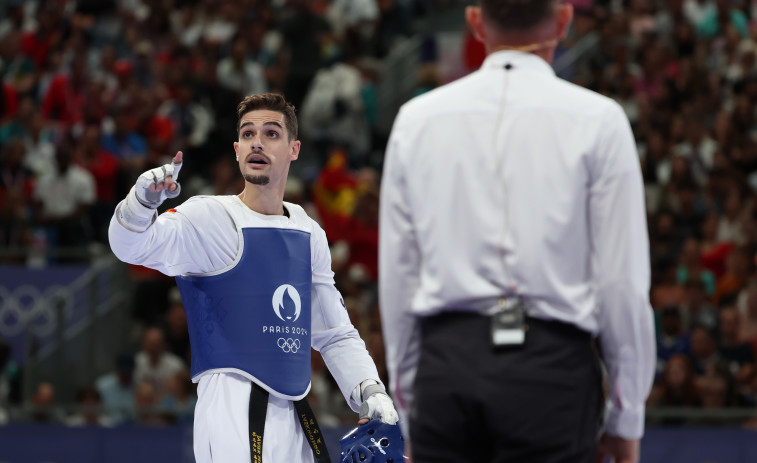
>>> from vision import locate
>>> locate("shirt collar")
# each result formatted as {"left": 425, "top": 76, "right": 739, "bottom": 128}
{"left": 480, "top": 50, "right": 556, "bottom": 76}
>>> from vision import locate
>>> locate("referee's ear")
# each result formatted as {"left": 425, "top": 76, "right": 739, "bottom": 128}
{"left": 465, "top": 6, "right": 486, "bottom": 44}
{"left": 556, "top": 2, "right": 574, "bottom": 40}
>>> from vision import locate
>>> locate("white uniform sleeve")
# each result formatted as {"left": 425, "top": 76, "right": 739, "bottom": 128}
{"left": 590, "top": 103, "right": 656, "bottom": 440}
{"left": 378, "top": 117, "right": 422, "bottom": 428}
{"left": 108, "top": 196, "right": 238, "bottom": 276}
{"left": 309, "top": 221, "right": 381, "bottom": 412}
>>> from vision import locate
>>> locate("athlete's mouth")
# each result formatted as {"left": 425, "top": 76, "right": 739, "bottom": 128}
{"left": 246, "top": 153, "right": 269, "bottom": 165}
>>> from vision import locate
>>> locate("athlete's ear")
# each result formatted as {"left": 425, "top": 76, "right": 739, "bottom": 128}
{"left": 290, "top": 140, "right": 301, "bottom": 161}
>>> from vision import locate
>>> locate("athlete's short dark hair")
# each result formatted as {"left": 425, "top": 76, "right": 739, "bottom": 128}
{"left": 479, "top": 0, "right": 559, "bottom": 31}
{"left": 236, "top": 93, "right": 298, "bottom": 141}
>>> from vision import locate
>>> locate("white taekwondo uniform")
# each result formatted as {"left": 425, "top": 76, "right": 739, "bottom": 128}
{"left": 109, "top": 194, "right": 381, "bottom": 462}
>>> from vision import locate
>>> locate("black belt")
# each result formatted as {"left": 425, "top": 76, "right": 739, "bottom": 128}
{"left": 421, "top": 310, "right": 592, "bottom": 342}
{"left": 248, "top": 382, "right": 332, "bottom": 462}
{"left": 248, "top": 383, "right": 267, "bottom": 463}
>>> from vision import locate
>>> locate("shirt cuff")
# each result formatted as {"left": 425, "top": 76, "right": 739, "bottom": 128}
{"left": 604, "top": 401, "right": 645, "bottom": 440}
{"left": 115, "top": 187, "right": 158, "bottom": 232}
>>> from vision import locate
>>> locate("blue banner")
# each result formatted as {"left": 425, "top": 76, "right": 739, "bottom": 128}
{"left": 0, "top": 425, "right": 756, "bottom": 463}
{"left": 0, "top": 266, "right": 90, "bottom": 366}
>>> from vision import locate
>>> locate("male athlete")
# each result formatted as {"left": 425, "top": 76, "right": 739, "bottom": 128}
{"left": 109, "top": 93, "right": 398, "bottom": 462}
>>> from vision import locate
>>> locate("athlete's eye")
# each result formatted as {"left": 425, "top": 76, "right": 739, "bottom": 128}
{"left": 267, "top": 130, "right": 279, "bottom": 138}
{"left": 242, "top": 131, "right": 253, "bottom": 139}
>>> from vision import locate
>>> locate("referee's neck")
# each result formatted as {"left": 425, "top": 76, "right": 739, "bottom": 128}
{"left": 466, "top": 4, "right": 574, "bottom": 65}
{"left": 488, "top": 38, "right": 559, "bottom": 64}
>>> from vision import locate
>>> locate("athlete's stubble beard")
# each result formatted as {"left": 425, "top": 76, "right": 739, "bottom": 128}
{"left": 243, "top": 173, "right": 270, "bottom": 185}
{"left": 243, "top": 149, "right": 271, "bottom": 185}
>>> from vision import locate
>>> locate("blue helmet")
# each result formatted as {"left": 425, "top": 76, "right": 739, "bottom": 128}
{"left": 340, "top": 420, "right": 405, "bottom": 463}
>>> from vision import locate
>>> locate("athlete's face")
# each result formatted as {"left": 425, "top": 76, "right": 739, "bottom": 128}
{"left": 234, "top": 109, "right": 300, "bottom": 188}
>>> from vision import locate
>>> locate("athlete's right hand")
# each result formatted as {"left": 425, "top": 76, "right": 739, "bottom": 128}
{"left": 134, "top": 151, "right": 183, "bottom": 209}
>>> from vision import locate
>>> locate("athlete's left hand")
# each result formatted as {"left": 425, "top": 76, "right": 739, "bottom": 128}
{"left": 358, "top": 384, "right": 399, "bottom": 425}
{"left": 134, "top": 151, "right": 183, "bottom": 208}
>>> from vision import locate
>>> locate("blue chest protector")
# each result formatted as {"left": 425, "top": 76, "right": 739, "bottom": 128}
{"left": 175, "top": 227, "right": 312, "bottom": 399}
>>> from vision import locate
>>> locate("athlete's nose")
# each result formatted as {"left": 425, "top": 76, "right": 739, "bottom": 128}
{"left": 251, "top": 133, "right": 264, "bottom": 151}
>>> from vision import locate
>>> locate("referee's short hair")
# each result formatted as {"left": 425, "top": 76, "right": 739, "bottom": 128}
{"left": 479, "top": 0, "right": 559, "bottom": 31}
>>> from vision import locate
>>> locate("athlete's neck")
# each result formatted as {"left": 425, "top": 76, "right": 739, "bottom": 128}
{"left": 238, "top": 184, "right": 286, "bottom": 216}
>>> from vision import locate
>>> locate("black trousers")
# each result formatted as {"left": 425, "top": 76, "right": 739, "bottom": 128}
{"left": 410, "top": 312, "right": 602, "bottom": 463}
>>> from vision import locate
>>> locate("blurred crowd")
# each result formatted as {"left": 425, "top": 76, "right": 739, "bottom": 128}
{"left": 3, "top": 0, "right": 757, "bottom": 429}
{"left": 0, "top": 0, "right": 448, "bottom": 427}
{"left": 0, "top": 0, "right": 435, "bottom": 262}
{"left": 563, "top": 0, "right": 757, "bottom": 421}
{"left": 1, "top": 326, "right": 196, "bottom": 427}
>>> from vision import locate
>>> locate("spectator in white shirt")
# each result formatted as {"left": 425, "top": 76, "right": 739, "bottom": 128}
{"left": 33, "top": 142, "right": 96, "bottom": 251}
{"left": 216, "top": 34, "right": 268, "bottom": 99}
{"left": 683, "top": 0, "right": 716, "bottom": 28}
{"left": 326, "top": 0, "right": 379, "bottom": 41}
{"left": 717, "top": 186, "right": 748, "bottom": 245}
{"left": 133, "top": 327, "right": 186, "bottom": 401}
{"left": 300, "top": 44, "right": 371, "bottom": 163}
{"left": 379, "top": 1, "right": 655, "bottom": 462}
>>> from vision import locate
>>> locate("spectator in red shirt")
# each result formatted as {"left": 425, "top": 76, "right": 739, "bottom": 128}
{"left": 344, "top": 171, "right": 381, "bottom": 281}
{"left": 716, "top": 248, "right": 752, "bottom": 304}
{"left": 73, "top": 123, "right": 119, "bottom": 243}
{"left": 21, "top": 7, "right": 61, "bottom": 69}
{"left": 701, "top": 212, "right": 734, "bottom": 278}
{"left": 41, "top": 52, "right": 85, "bottom": 127}
{"left": 0, "top": 83, "right": 18, "bottom": 125}
{"left": 74, "top": 123, "right": 119, "bottom": 205}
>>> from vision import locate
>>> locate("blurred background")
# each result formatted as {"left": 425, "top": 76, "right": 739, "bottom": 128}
{"left": 0, "top": 0, "right": 757, "bottom": 461}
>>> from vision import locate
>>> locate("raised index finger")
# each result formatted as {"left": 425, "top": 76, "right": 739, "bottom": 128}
{"left": 171, "top": 151, "right": 183, "bottom": 181}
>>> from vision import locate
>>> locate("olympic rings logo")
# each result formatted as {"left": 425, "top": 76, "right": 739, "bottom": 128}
{"left": 0, "top": 285, "right": 74, "bottom": 338}
{"left": 277, "top": 338, "right": 301, "bottom": 354}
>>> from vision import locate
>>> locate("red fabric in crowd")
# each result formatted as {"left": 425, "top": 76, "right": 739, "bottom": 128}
{"left": 21, "top": 32, "right": 55, "bottom": 68}
{"left": 701, "top": 242, "right": 734, "bottom": 279}
{"left": 79, "top": 150, "right": 119, "bottom": 203}
{"left": 42, "top": 74, "right": 85, "bottom": 126}
{"left": 345, "top": 217, "right": 378, "bottom": 281}
{"left": 144, "top": 116, "right": 175, "bottom": 144}
{"left": 2, "top": 84, "right": 18, "bottom": 120}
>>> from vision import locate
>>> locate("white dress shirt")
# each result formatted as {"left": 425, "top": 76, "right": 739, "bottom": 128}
{"left": 379, "top": 50, "right": 655, "bottom": 440}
